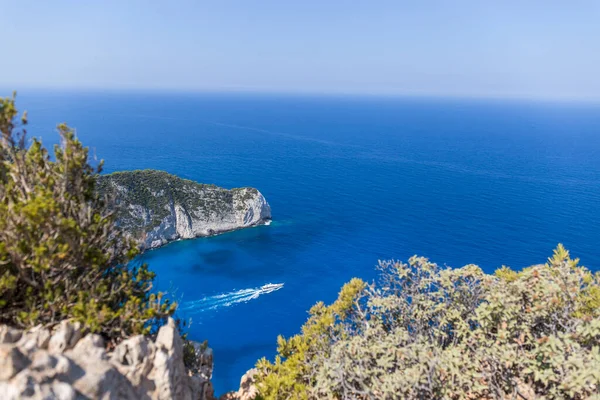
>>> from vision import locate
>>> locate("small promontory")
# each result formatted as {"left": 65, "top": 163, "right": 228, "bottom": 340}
{"left": 97, "top": 170, "right": 271, "bottom": 249}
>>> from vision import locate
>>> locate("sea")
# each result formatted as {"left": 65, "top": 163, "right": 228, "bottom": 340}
{"left": 13, "top": 89, "right": 600, "bottom": 395}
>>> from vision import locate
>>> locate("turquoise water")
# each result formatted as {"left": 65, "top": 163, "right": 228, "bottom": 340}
{"left": 17, "top": 90, "right": 600, "bottom": 394}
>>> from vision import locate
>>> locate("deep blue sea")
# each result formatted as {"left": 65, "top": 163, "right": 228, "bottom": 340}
{"left": 14, "top": 90, "right": 600, "bottom": 395}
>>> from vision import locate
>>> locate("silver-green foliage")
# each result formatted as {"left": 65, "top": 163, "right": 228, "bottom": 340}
{"left": 258, "top": 245, "right": 600, "bottom": 399}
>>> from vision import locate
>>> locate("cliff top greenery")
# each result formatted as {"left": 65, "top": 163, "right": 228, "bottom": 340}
{"left": 97, "top": 169, "right": 258, "bottom": 234}
{"left": 99, "top": 169, "right": 218, "bottom": 192}
{"left": 255, "top": 245, "right": 600, "bottom": 399}
{"left": 0, "top": 93, "right": 175, "bottom": 342}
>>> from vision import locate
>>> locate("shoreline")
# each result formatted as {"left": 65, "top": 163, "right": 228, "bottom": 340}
{"left": 140, "top": 218, "right": 273, "bottom": 252}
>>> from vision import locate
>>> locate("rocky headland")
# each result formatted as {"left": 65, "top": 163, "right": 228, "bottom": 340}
{"left": 97, "top": 170, "right": 271, "bottom": 249}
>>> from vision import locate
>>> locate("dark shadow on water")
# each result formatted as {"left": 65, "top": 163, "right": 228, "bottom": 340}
{"left": 199, "top": 248, "right": 236, "bottom": 266}
{"left": 145, "top": 218, "right": 331, "bottom": 283}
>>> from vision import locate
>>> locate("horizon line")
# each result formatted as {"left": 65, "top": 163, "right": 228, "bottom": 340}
{"left": 2, "top": 84, "right": 600, "bottom": 105}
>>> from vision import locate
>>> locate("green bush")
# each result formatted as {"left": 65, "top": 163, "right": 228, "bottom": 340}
{"left": 0, "top": 93, "right": 175, "bottom": 342}
{"left": 256, "top": 245, "right": 600, "bottom": 399}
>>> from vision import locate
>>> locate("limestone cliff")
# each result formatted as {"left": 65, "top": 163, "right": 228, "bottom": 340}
{"left": 97, "top": 170, "right": 271, "bottom": 249}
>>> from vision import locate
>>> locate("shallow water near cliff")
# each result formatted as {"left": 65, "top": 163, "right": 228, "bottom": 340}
{"left": 17, "top": 90, "right": 600, "bottom": 394}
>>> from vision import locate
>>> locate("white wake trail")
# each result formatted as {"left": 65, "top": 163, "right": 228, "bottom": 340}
{"left": 180, "top": 283, "right": 284, "bottom": 314}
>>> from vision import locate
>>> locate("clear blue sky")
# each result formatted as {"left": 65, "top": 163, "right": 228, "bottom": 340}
{"left": 1, "top": 0, "right": 599, "bottom": 100}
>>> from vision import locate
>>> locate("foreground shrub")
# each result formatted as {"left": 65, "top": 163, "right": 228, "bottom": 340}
{"left": 256, "top": 245, "right": 600, "bottom": 399}
{"left": 0, "top": 93, "right": 175, "bottom": 342}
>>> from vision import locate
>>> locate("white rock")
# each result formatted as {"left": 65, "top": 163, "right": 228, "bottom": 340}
{"left": 0, "top": 345, "right": 29, "bottom": 380}
{"left": 112, "top": 335, "right": 152, "bottom": 367}
{"left": 142, "top": 187, "right": 272, "bottom": 249}
{"left": 67, "top": 333, "right": 106, "bottom": 362}
{"left": 0, "top": 379, "right": 77, "bottom": 400}
{"left": 0, "top": 321, "right": 216, "bottom": 400}
{"left": 48, "top": 320, "right": 74, "bottom": 353}
{"left": 151, "top": 318, "right": 192, "bottom": 400}
{"left": 111, "top": 335, "right": 155, "bottom": 387}
{"left": 22, "top": 325, "right": 51, "bottom": 349}
{"left": 70, "top": 361, "right": 138, "bottom": 399}
{"left": 237, "top": 368, "right": 258, "bottom": 400}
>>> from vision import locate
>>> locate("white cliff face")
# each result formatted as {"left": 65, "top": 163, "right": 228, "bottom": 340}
{"left": 98, "top": 170, "right": 272, "bottom": 249}
{"left": 141, "top": 186, "right": 272, "bottom": 249}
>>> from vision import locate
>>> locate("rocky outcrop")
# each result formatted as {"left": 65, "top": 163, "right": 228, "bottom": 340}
{"left": 219, "top": 369, "right": 258, "bottom": 400}
{"left": 97, "top": 170, "right": 271, "bottom": 249}
{"left": 0, "top": 320, "right": 215, "bottom": 400}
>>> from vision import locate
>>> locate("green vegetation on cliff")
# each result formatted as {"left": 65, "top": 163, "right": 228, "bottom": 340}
{"left": 97, "top": 169, "right": 259, "bottom": 236}
{"left": 0, "top": 94, "right": 175, "bottom": 342}
{"left": 98, "top": 170, "right": 219, "bottom": 233}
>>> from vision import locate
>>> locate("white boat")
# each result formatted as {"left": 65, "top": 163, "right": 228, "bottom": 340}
{"left": 261, "top": 283, "right": 284, "bottom": 291}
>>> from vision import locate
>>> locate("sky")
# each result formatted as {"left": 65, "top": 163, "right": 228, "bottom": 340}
{"left": 1, "top": 0, "right": 600, "bottom": 100}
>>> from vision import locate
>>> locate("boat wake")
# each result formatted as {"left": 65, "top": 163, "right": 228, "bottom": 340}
{"left": 179, "top": 283, "right": 284, "bottom": 314}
